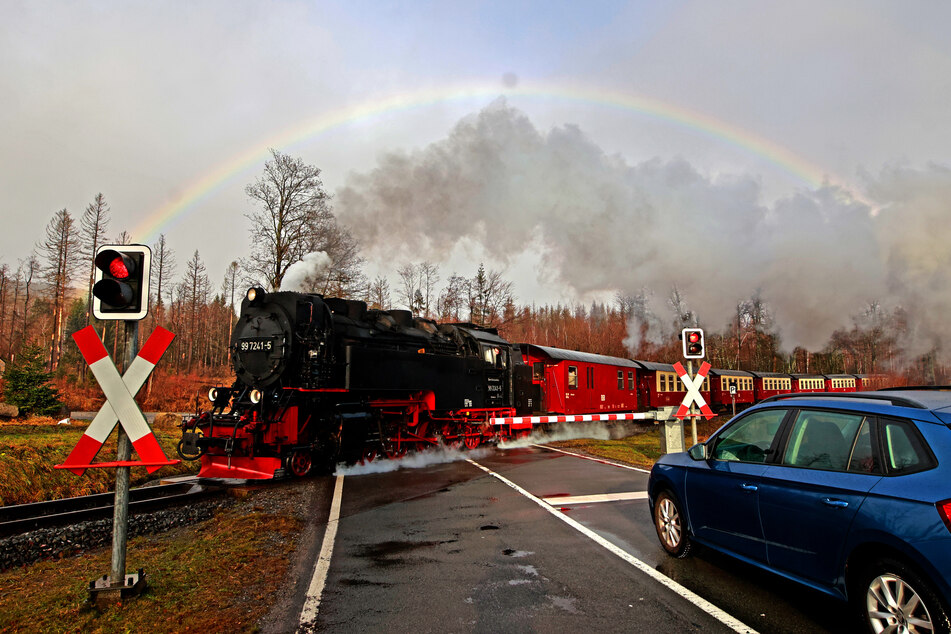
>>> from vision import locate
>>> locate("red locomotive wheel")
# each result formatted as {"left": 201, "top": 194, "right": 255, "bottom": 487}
{"left": 464, "top": 434, "right": 481, "bottom": 449}
{"left": 360, "top": 448, "right": 378, "bottom": 464}
{"left": 287, "top": 449, "right": 313, "bottom": 477}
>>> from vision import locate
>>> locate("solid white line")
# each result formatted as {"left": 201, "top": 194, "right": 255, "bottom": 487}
{"left": 533, "top": 444, "right": 653, "bottom": 474}
{"left": 543, "top": 491, "right": 649, "bottom": 505}
{"left": 466, "top": 459, "right": 758, "bottom": 634}
{"left": 298, "top": 474, "right": 345, "bottom": 633}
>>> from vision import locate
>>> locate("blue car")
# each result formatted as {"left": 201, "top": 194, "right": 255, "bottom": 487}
{"left": 648, "top": 390, "right": 951, "bottom": 633}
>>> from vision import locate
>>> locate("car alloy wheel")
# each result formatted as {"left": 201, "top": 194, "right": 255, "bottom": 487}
{"left": 859, "top": 558, "right": 951, "bottom": 634}
{"left": 654, "top": 490, "right": 691, "bottom": 558}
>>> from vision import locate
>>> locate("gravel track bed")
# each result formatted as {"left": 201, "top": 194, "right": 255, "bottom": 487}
{"left": 0, "top": 496, "right": 235, "bottom": 570}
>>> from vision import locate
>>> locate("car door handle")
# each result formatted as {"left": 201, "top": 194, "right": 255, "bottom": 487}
{"left": 821, "top": 498, "right": 849, "bottom": 508}
{"left": 740, "top": 483, "right": 758, "bottom": 492}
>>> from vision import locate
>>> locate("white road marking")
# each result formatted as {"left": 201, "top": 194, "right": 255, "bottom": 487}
{"left": 298, "top": 474, "right": 345, "bottom": 633}
{"left": 467, "top": 459, "right": 758, "bottom": 634}
{"left": 533, "top": 444, "right": 652, "bottom": 474}
{"left": 543, "top": 491, "right": 649, "bottom": 506}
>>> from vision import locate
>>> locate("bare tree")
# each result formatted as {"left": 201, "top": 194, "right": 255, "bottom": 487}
{"left": 467, "top": 263, "right": 514, "bottom": 328}
{"left": 151, "top": 233, "right": 176, "bottom": 308}
{"left": 437, "top": 273, "right": 467, "bottom": 321}
{"left": 39, "top": 209, "right": 80, "bottom": 370}
{"left": 179, "top": 250, "right": 210, "bottom": 369}
{"left": 19, "top": 254, "right": 39, "bottom": 350}
{"left": 367, "top": 275, "right": 391, "bottom": 309}
{"left": 0, "top": 263, "right": 7, "bottom": 357}
{"left": 221, "top": 260, "right": 240, "bottom": 359}
{"left": 396, "top": 263, "right": 422, "bottom": 311}
{"left": 114, "top": 230, "right": 131, "bottom": 245}
{"left": 79, "top": 193, "right": 110, "bottom": 327}
{"left": 244, "top": 149, "right": 334, "bottom": 290}
{"left": 419, "top": 261, "right": 439, "bottom": 318}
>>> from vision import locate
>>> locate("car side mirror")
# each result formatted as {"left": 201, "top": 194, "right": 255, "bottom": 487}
{"left": 688, "top": 442, "right": 708, "bottom": 461}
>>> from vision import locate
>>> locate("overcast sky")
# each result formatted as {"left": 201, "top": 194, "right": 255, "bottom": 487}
{"left": 3, "top": 1, "right": 951, "bottom": 349}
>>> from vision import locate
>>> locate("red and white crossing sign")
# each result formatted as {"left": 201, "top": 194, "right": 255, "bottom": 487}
{"left": 673, "top": 361, "right": 715, "bottom": 420}
{"left": 56, "top": 326, "right": 178, "bottom": 475}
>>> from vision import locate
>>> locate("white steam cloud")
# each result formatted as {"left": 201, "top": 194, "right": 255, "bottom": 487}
{"left": 336, "top": 99, "right": 951, "bottom": 355}
{"left": 498, "top": 421, "right": 646, "bottom": 449}
{"left": 334, "top": 445, "right": 493, "bottom": 476}
{"left": 281, "top": 251, "right": 332, "bottom": 292}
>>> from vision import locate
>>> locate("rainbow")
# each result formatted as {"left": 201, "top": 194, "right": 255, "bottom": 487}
{"left": 132, "top": 82, "right": 875, "bottom": 243}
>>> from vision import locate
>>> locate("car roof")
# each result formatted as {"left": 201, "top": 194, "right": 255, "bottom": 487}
{"left": 751, "top": 389, "right": 951, "bottom": 417}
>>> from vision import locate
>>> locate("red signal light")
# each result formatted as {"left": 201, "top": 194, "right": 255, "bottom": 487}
{"left": 92, "top": 245, "right": 151, "bottom": 320}
{"left": 108, "top": 257, "right": 131, "bottom": 279}
{"left": 681, "top": 328, "right": 705, "bottom": 359}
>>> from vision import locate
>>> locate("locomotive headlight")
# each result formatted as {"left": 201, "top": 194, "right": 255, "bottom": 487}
{"left": 247, "top": 287, "right": 266, "bottom": 306}
{"left": 249, "top": 389, "right": 263, "bottom": 404}
{"left": 208, "top": 388, "right": 218, "bottom": 402}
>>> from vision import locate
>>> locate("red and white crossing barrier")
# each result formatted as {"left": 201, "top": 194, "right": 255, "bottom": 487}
{"left": 491, "top": 411, "right": 656, "bottom": 429}
{"left": 58, "top": 326, "right": 176, "bottom": 475}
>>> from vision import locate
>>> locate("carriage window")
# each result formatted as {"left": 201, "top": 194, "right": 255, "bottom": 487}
{"left": 628, "top": 371, "right": 634, "bottom": 390}
{"left": 568, "top": 366, "right": 578, "bottom": 389}
{"left": 533, "top": 362, "right": 544, "bottom": 380}
{"left": 618, "top": 371, "right": 623, "bottom": 389}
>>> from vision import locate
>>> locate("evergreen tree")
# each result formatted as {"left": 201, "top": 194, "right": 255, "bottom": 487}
{"left": 3, "top": 343, "right": 63, "bottom": 416}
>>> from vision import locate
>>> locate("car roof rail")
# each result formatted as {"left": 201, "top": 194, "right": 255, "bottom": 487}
{"left": 757, "top": 392, "right": 928, "bottom": 409}
{"left": 875, "top": 385, "right": 951, "bottom": 392}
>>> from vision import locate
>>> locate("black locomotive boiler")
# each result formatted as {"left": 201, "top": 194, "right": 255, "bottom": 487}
{"left": 179, "top": 288, "right": 534, "bottom": 479}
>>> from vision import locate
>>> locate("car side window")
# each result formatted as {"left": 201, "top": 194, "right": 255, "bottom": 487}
{"left": 712, "top": 409, "right": 787, "bottom": 463}
{"left": 881, "top": 419, "right": 936, "bottom": 475}
{"left": 783, "top": 410, "right": 865, "bottom": 471}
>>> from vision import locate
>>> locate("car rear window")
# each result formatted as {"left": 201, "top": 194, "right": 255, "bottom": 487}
{"left": 881, "top": 419, "right": 936, "bottom": 475}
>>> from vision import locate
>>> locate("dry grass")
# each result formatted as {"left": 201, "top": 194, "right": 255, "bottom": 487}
{"left": 549, "top": 417, "right": 725, "bottom": 468}
{"left": 0, "top": 505, "right": 303, "bottom": 633}
{"left": 0, "top": 417, "right": 199, "bottom": 506}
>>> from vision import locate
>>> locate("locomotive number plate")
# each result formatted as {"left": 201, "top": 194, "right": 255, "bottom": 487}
{"left": 239, "top": 338, "right": 273, "bottom": 352}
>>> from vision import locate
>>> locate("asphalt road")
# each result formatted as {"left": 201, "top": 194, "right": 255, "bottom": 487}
{"left": 269, "top": 445, "right": 861, "bottom": 633}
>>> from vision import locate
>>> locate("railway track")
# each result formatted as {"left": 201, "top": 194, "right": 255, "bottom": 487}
{"left": 0, "top": 479, "right": 220, "bottom": 538}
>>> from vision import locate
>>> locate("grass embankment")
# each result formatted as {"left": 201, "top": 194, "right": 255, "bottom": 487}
{"left": 0, "top": 415, "right": 199, "bottom": 506}
{"left": 0, "top": 504, "right": 302, "bottom": 633}
{"left": 548, "top": 418, "right": 725, "bottom": 469}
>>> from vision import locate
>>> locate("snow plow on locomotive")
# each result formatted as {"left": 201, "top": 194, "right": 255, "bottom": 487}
{"left": 177, "top": 288, "right": 535, "bottom": 479}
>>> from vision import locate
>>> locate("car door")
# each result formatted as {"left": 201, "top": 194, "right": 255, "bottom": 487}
{"left": 757, "top": 410, "right": 882, "bottom": 585}
{"left": 685, "top": 407, "right": 789, "bottom": 563}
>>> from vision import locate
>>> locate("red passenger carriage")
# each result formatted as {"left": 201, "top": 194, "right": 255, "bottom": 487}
{"left": 708, "top": 369, "right": 756, "bottom": 412}
{"left": 519, "top": 344, "right": 639, "bottom": 415}
{"left": 824, "top": 374, "right": 858, "bottom": 393}
{"left": 751, "top": 371, "right": 793, "bottom": 401}
{"left": 635, "top": 361, "right": 711, "bottom": 411}
{"left": 790, "top": 374, "right": 826, "bottom": 394}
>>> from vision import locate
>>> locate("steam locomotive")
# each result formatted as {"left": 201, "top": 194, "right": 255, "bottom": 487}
{"left": 178, "top": 288, "right": 536, "bottom": 479}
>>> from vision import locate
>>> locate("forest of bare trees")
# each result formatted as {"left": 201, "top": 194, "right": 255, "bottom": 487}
{"left": 0, "top": 151, "right": 942, "bottom": 412}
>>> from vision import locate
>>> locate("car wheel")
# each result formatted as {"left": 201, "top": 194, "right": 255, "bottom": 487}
{"left": 653, "top": 490, "right": 692, "bottom": 558}
{"left": 857, "top": 557, "right": 951, "bottom": 634}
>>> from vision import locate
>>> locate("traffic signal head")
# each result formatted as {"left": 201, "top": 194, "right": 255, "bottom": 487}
{"left": 681, "top": 328, "right": 705, "bottom": 359}
{"left": 92, "top": 245, "right": 151, "bottom": 320}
